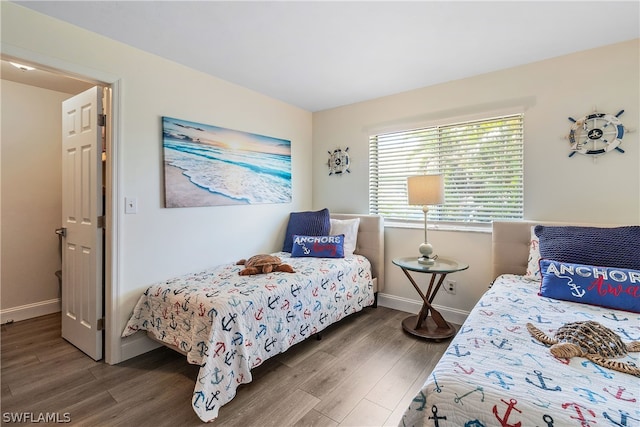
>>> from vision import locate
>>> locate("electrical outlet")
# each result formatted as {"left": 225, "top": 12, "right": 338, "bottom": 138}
{"left": 445, "top": 279, "right": 456, "bottom": 294}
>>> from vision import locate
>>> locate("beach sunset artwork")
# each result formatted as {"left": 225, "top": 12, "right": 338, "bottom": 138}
{"left": 162, "top": 117, "right": 292, "bottom": 208}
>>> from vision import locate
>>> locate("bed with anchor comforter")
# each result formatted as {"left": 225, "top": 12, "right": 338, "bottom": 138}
{"left": 122, "top": 252, "right": 374, "bottom": 423}
{"left": 400, "top": 274, "right": 640, "bottom": 427}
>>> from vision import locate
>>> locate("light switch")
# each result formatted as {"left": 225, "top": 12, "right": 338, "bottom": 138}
{"left": 125, "top": 197, "right": 138, "bottom": 214}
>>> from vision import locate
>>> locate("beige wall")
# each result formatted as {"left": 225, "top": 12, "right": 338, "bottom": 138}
{"left": 0, "top": 80, "right": 70, "bottom": 319}
{"left": 1, "top": 2, "right": 313, "bottom": 362}
{"left": 2, "top": 2, "right": 638, "bottom": 358}
{"left": 312, "top": 39, "right": 640, "bottom": 320}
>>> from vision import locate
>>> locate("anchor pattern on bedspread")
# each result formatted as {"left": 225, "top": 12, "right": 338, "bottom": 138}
{"left": 122, "top": 253, "right": 374, "bottom": 422}
{"left": 401, "top": 275, "right": 640, "bottom": 427}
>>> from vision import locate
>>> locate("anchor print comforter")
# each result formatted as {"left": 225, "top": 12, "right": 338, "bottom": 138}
{"left": 401, "top": 274, "right": 640, "bottom": 427}
{"left": 122, "top": 252, "right": 374, "bottom": 422}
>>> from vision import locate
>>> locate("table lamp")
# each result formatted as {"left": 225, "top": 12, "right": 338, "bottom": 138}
{"left": 407, "top": 174, "right": 444, "bottom": 265}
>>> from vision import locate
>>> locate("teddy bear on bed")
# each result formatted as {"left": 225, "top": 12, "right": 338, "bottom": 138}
{"left": 236, "top": 254, "right": 295, "bottom": 276}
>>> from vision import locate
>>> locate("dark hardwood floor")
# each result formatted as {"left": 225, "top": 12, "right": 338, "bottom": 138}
{"left": 1, "top": 307, "right": 450, "bottom": 426}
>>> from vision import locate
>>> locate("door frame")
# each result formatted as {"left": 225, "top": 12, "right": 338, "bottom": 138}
{"left": 2, "top": 43, "right": 122, "bottom": 364}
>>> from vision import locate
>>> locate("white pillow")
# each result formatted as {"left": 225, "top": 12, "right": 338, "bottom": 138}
{"left": 329, "top": 218, "right": 360, "bottom": 256}
{"left": 524, "top": 225, "right": 541, "bottom": 280}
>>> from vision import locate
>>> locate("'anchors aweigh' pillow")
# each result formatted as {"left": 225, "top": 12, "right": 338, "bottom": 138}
{"left": 538, "top": 259, "right": 640, "bottom": 313}
{"left": 291, "top": 234, "right": 345, "bottom": 258}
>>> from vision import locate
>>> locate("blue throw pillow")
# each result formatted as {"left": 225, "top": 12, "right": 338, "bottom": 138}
{"left": 282, "top": 208, "right": 331, "bottom": 253}
{"left": 534, "top": 225, "right": 640, "bottom": 270}
{"left": 291, "top": 235, "right": 345, "bottom": 258}
{"left": 539, "top": 259, "right": 640, "bottom": 313}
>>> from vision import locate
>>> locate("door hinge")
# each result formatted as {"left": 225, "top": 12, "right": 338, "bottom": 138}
{"left": 97, "top": 216, "right": 105, "bottom": 229}
{"left": 98, "top": 114, "right": 107, "bottom": 127}
{"left": 97, "top": 318, "right": 105, "bottom": 331}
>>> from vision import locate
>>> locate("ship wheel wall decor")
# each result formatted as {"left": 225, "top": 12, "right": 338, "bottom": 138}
{"left": 566, "top": 109, "right": 631, "bottom": 160}
{"left": 327, "top": 147, "right": 350, "bottom": 175}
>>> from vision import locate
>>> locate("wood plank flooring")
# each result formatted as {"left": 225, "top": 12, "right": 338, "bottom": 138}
{"left": 1, "top": 307, "right": 450, "bottom": 426}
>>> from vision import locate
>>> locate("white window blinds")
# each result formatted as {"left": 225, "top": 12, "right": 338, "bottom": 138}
{"left": 369, "top": 113, "right": 524, "bottom": 224}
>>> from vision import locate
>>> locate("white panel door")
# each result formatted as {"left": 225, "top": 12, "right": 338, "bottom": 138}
{"left": 61, "top": 86, "right": 103, "bottom": 361}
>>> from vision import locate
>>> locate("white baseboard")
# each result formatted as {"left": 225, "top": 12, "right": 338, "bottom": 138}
{"left": 0, "top": 298, "right": 61, "bottom": 324}
{"left": 377, "top": 292, "right": 469, "bottom": 326}
{"left": 120, "top": 332, "right": 161, "bottom": 362}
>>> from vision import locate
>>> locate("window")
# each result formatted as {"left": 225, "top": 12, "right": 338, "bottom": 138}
{"left": 369, "top": 113, "right": 524, "bottom": 224}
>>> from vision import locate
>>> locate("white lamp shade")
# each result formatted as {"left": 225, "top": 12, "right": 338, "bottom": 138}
{"left": 407, "top": 174, "right": 444, "bottom": 206}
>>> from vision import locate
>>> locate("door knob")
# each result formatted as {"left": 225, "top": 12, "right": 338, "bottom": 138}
{"left": 55, "top": 227, "right": 67, "bottom": 237}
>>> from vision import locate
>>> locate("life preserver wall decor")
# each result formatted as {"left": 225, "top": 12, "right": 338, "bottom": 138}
{"left": 566, "top": 109, "right": 629, "bottom": 159}
{"left": 327, "top": 147, "right": 350, "bottom": 175}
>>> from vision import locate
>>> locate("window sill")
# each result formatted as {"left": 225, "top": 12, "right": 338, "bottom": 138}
{"left": 384, "top": 220, "right": 491, "bottom": 234}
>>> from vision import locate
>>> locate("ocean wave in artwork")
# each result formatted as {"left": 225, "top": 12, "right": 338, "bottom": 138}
{"left": 164, "top": 138, "right": 292, "bottom": 204}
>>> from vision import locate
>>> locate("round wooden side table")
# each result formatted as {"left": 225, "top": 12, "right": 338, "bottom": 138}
{"left": 393, "top": 256, "right": 468, "bottom": 340}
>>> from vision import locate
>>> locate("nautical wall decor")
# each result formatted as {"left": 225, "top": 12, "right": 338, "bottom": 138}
{"left": 327, "top": 147, "right": 350, "bottom": 175}
{"left": 566, "top": 109, "right": 629, "bottom": 160}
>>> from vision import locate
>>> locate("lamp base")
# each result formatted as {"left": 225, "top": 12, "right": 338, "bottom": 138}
{"left": 418, "top": 242, "right": 436, "bottom": 265}
{"left": 418, "top": 256, "right": 437, "bottom": 265}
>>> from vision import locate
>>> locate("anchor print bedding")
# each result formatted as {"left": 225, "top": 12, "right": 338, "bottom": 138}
{"left": 122, "top": 252, "right": 374, "bottom": 422}
{"left": 401, "top": 274, "right": 640, "bottom": 427}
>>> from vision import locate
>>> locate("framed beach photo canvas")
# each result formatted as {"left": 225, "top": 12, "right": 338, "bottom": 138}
{"left": 162, "top": 117, "right": 292, "bottom": 208}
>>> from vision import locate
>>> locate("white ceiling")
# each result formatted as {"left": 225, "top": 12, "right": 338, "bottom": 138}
{"left": 12, "top": 1, "right": 640, "bottom": 112}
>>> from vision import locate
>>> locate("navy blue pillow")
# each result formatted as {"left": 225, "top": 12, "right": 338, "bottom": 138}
{"left": 282, "top": 208, "right": 330, "bottom": 253}
{"left": 534, "top": 225, "right": 640, "bottom": 270}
